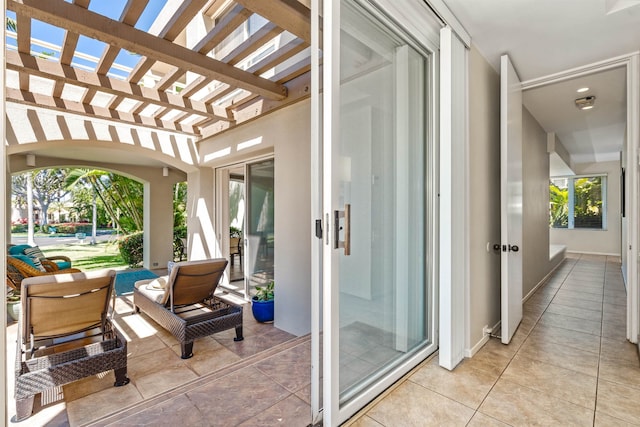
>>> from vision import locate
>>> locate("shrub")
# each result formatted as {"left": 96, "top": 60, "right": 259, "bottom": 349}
{"left": 118, "top": 232, "right": 144, "bottom": 267}
{"left": 11, "top": 224, "right": 26, "bottom": 233}
{"left": 49, "top": 222, "right": 93, "bottom": 234}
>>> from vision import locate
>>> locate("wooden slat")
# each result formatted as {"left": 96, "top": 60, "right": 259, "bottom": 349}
{"left": 7, "top": 88, "right": 200, "bottom": 135}
{"left": 9, "top": 0, "right": 287, "bottom": 100}
{"left": 245, "top": 38, "right": 308, "bottom": 76}
{"left": 16, "top": 13, "right": 31, "bottom": 53}
{"left": 127, "top": 0, "right": 210, "bottom": 83}
{"left": 6, "top": 50, "right": 230, "bottom": 121}
{"left": 234, "top": 0, "right": 310, "bottom": 44}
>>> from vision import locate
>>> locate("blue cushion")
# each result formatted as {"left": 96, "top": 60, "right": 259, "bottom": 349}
{"left": 55, "top": 261, "right": 72, "bottom": 270}
{"left": 11, "top": 254, "right": 38, "bottom": 268}
{"left": 9, "top": 244, "right": 31, "bottom": 255}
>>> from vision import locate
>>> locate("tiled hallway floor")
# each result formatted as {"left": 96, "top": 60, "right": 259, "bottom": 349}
{"left": 348, "top": 253, "right": 639, "bottom": 426}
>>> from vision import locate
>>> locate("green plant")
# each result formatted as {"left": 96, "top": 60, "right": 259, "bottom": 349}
{"left": 254, "top": 280, "right": 274, "bottom": 301}
{"left": 230, "top": 226, "right": 242, "bottom": 238}
{"left": 7, "top": 289, "right": 21, "bottom": 303}
{"left": 118, "top": 231, "right": 144, "bottom": 267}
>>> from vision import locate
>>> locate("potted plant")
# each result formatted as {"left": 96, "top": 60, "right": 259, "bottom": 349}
{"left": 7, "top": 290, "right": 21, "bottom": 322}
{"left": 251, "top": 280, "right": 274, "bottom": 323}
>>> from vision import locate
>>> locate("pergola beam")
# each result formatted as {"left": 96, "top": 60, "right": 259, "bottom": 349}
{"left": 7, "top": 87, "right": 200, "bottom": 135}
{"left": 8, "top": 0, "right": 288, "bottom": 100}
{"left": 6, "top": 50, "right": 231, "bottom": 121}
{"left": 234, "top": 0, "right": 311, "bottom": 44}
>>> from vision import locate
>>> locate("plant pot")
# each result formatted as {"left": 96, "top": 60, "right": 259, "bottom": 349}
{"left": 251, "top": 297, "right": 274, "bottom": 323}
{"left": 7, "top": 301, "right": 21, "bottom": 322}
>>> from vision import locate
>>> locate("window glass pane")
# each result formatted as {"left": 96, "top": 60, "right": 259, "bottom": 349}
{"left": 550, "top": 178, "right": 568, "bottom": 228}
{"left": 574, "top": 176, "right": 603, "bottom": 229}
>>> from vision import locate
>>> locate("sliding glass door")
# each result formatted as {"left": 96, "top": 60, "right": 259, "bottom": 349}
{"left": 315, "top": 0, "right": 438, "bottom": 423}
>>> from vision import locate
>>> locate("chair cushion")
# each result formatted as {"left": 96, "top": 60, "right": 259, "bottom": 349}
{"left": 9, "top": 244, "right": 31, "bottom": 255}
{"left": 135, "top": 277, "right": 169, "bottom": 305}
{"left": 55, "top": 261, "right": 72, "bottom": 270}
{"left": 23, "top": 246, "right": 47, "bottom": 271}
{"left": 11, "top": 254, "right": 43, "bottom": 271}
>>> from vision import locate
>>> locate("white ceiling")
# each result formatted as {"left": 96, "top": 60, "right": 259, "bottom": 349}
{"left": 442, "top": 0, "right": 638, "bottom": 167}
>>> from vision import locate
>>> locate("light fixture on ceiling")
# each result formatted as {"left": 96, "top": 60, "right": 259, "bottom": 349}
{"left": 575, "top": 95, "right": 596, "bottom": 110}
{"left": 163, "top": 166, "right": 169, "bottom": 177}
{"left": 26, "top": 154, "right": 36, "bottom": 167}
{"left": 576, "top": 87, "right": 590, "bottom": 93}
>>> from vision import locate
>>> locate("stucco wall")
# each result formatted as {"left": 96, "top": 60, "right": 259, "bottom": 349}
{"left": 468, "top": 46, "right": 501, "bottom": 352}
{"left": 198, "top": 101, "right": 312, "bottom": 337}
{"left": 550, "top": 160, "right": 621, "bottom": 256}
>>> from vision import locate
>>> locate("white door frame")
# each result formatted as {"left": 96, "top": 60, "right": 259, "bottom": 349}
{"left": 521, "top": 52, "right": 640, "bottom": 344}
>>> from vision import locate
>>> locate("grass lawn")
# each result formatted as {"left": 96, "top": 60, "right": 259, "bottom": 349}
{"left": 40, "top": 242, "right": 128, "bottom": 271}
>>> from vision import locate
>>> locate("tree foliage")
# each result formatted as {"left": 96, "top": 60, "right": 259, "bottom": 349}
{"left": 12, "top": 169, "right": 70, "bottom": 225}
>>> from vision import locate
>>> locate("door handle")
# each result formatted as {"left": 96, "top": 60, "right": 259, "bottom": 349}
{"left": 333, "top": 204, "right": 351, "bottom": 255}
{"left": 501, "top": 244, "right": 519, "bottom": 252}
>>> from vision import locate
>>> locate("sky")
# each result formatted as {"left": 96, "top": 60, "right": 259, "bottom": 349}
{"left": 6, "top": 0, "right": 169, "bottom": 79}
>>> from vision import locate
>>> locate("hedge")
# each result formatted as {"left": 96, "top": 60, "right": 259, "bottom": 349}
{"left": 118, "top": 231, "right": 143, "bottom": 267}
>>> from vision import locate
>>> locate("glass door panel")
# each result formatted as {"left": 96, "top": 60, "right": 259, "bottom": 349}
{"left": 245, "top": 159, "right": 275, "bottom": 297}
{"left": 329, "top": 0, "right": 434, "bottom": 415}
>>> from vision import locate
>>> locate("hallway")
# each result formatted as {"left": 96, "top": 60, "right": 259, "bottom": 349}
{"left": 348, "top": 253, "right": 639, "bottom": 426}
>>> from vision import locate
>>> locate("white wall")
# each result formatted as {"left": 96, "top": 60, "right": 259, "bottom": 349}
{"left": 550, "top": 160, "right": 621, "bottom": 256}
{"left": 199, "top": 101, "right": 312, "bottom": 336}
{"left": 467, "top": 46, "right": 501, "bottom": 352}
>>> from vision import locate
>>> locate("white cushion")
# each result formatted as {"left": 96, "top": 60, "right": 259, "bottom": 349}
{"left": 135, "top": 276, "right": 169, "bottom": 305}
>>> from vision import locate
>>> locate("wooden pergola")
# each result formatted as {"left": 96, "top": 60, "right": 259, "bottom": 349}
{"left": 5, "top": 0, "right": 311, "bottom": 140}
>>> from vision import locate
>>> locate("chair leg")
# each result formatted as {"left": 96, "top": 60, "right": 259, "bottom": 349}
{"left": 181, "top": 341, "right": 194, "bottom": 359}
{"left": 15, "top": 395, "right": 35, "bottom": 422}
{"left": 114, "top": 367, "right": 130, "bottom": 387}
{"left": 234, "top": 325, "right": 244, "bottom": 341}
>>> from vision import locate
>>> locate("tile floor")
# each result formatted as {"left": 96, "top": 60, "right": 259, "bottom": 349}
{"left": 6, "top": 253, "right": 639, "bottom": 426}
{"left": 347, "top": 253, "right": 640, "bottom": 426}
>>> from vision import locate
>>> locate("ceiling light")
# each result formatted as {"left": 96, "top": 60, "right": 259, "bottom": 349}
{"left": 576, "top": 87, "right": 589, "bottom": 93}
{"left": 575, "top": 95, "right": 596, "bottom": 110}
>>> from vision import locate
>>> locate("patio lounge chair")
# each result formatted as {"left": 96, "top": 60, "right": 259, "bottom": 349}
{"left": 15, "top": 270, "right": 129, "bottom": 421}
{"left": 6, "top": 256, "right": 81, "bottom": 290}
{"left": 133, "top": 258, "right": 243, "bottom": 359}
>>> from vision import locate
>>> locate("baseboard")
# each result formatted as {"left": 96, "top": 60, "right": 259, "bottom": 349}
{"left": 523, "top": 259, "right": 565, "bottom": 303}
{"left": 566, "top": 250, "right": 621, "bottom": 257}
{"left": 465, "top": 319, "right": 501, "bottom": 358}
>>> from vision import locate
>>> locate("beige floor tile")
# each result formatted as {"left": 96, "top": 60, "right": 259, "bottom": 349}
{"left": 597, "top": 379, "right": 640, "bottom": 424}
{"left": 134, "top": 365, "right": 199, "bottom": 398}
{"left": 478, "top": 378, "right": 594, "bottom": 426}
{"left": 602, "top": 322, "right": 627, "bottom": 340}
{"left": 184, "top": 345, "right": 242, "bottom": 376}
{"left": 545, "top": 303, "right": 602, "bottom": 322}
{"left": 347, "top": 415, "right": 385, "bottom": 426}
{"left": 66, "top": 380, "right": 143, "bottom": 425}
{"left": 517, "top": 338, "right": 599, "bottom": 377}
{"left": 594, "top": 410, "right": 639, "bottom": 426}
{"left": 239, "top": 394, "right": 311, "bottom": 426}
{"left": 527, "top": 323, "right": 601, "bottom": 354}
{"left": 408, "top": 358, "right": 498, "bottom": 409}
{"left": 366, "top": 381, "right": 475, "bottom": 426}
{"left": 188, "top": 366, "right": 291, "bottom": 426}
{"left": 168, "top": 335, "right": 224, "bottom": 358}
{"left": 466, "top": 411, "right": 511, "bottom": 426}
{"left": 502, "top": 355, "right": 597, "bottom": 409}
{"left": 254, "top": 342, "right": 311, "bottom": 393}
{"left": 604, "top": 294, "right": 627, "bottom": 307}
{"left": 598, "top": 358, "right": 640, "bottom": 390}
{"left": 555, "top": 288, "right": 603, "bottom": 303}
{"left": 600, "top": 337, "right": 640, "bottom": 364}
{"left": 127, "top": 347, "right": 188, "bottom": 379}
{"left": 552, "top": 295, "right": 603, "bottom": 312}
{"left": 539, "top": 311, "right": 602, "bottom": 336}
{"left": 63, "top": 370, "right": 121, "bottom": 402}
{"left": 102, "top": 393, "right": 209, "bottom": 426}
{"left": 464, "top": 344, "right": 513, "bottom": 377}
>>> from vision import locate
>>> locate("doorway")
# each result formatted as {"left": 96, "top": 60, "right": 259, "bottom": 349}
{"left": 216, "top": 157, "right": 275, "bottom": 300}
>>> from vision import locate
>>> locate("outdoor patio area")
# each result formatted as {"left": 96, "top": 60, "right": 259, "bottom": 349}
{"left": 6, "top": 290, "right": 310, "bottom": 426}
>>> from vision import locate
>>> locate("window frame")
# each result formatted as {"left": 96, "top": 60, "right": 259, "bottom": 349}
{"left": 550, "top": 173, "right": 607, "bottom": 230}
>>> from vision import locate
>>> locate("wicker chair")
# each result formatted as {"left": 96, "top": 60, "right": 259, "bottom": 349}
{"left": 6, "top": 256, "right": 81, "bottom": 290}
{"left": 133, "top": 259, "right": 243, "bottom": 359}
{"left": 15, "top": 270, "right": 129, "bottom": 421}
{"left": 8, "top": 244, "right": 73, "bottom": 270}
